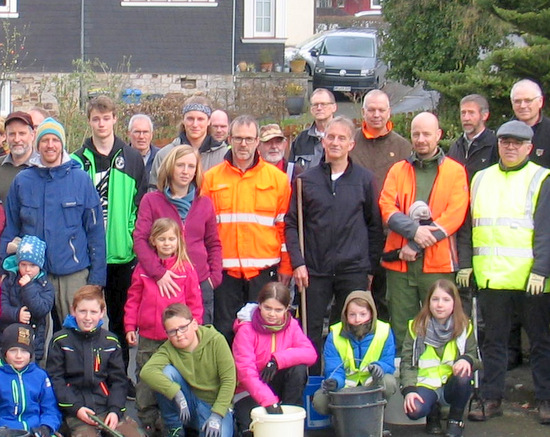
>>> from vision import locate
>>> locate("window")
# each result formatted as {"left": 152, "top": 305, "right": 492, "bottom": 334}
{"left": 121, "top": 0, "right": 217, "bottom": 7}
{"left": 371, "top": 0, "right": 382, "bottom": 9}
{"left": 0, "top": 80, "right": 11, "bottom": 116}
{"left": 316, "top": 0, "right": 333, "bottom": 7}
{"left": 243, "top": 0, "right": 286, "bottom": 42}
{"left": 0, "top": 0, "right": 18, "bottom": 18}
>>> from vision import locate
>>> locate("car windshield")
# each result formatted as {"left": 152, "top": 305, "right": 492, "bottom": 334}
{"left": 322, "top": 36, "right": 375, "bottom": 58}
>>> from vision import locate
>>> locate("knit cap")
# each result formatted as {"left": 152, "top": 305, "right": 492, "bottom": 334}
{"left": 1, "top": 323, "right": 35, "bottom": 357}
{"left": 16, "top": 235, "right": 46, "bottom": 269}
{"left": 36, "top": 117, "right": 66, "bottom": 149}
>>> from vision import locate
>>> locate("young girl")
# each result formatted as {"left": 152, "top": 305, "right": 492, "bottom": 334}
{"left": 232, "top": 282, "right": 317, "bottom": 437}
{"left": 124, "top": 217, "right": 203, "bottom": 434}
{"left": 400, "top": 279, "right": 481, "bottom": 437}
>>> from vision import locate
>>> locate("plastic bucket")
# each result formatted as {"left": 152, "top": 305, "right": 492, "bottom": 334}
{"left": 0, "top": 429, "right": 31, "bottom": 437}
{"left": 250, "top": 405, "right": 306, "bottom": 437}
{"left": 303, "top": 376, "right": 331, "bottom": 429}
{"left": 329, "top": 385, "right": 387, "bottom": 437}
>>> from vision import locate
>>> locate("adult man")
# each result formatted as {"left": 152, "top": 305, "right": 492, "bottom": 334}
{"left": 289, "top": 88, "right": 337, "bottom": 171}
{"left": 0, "top": 112, "right": 38, "bottom": 204}
{"left": 0, "top": 118, "right": 106, "bottom": 323}
{"left": 510, "top": 79, "right": 550, "bottom": 168}
{"left": 127, "top": 114, "right": 159, "bottom": 178}
{"left": 351, "top": 89, "right": 412, "bottom": 195}
{"left": 72, "top": 96, "right": 147, "bottom": 379}
{"left": 209, "top": 109, "right": 230, "bottom": 143}
{"left": 285, "top": 116, "right": 384, "bottom": 374}
{"left": 258, "top": 124, "right": 302, "bottom": 182}
{"left": 379, "top": 112, "right": 469, "bottom": 351}
{"left": 350, "top": 89, "right": 412, "bottom": 321}
{"left": 465, "top": 121, "right": 550, "bottom": 425}
{"left": 202, "top": 115, "right": 292, "bottom": 344}
{"left": 28, "top": 106, "right": 49, "bottom": 130}
{"left": 448, "top": 94, "right": 498, "bottom": 182}
{"left": 150, "top": 96, "right": 228, "bottom": 187}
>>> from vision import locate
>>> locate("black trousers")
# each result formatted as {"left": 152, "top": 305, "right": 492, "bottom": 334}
{"left": 105, "top": 259, "right": 136, "bottom": 370}
{"left": 305, "top": 272, "right": 369, "bottom": 375}
{"left": 234, "top": 364, "right": 308, "bottom": 434}
{"left": 214, "top": 266, "right": 277, "bottom": 345}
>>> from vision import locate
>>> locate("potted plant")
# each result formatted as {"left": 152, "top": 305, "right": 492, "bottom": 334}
{"left": 259, "top": 48, "right": 274, "bottom": 72}
{"left": 285, "top": 82, "right": 306, "bottom": 115}
{"left": 289, "top": 53, "right": 307, "bottom": 73}
{"left": 237, "top": 61, "right": 248, "bottom": 72}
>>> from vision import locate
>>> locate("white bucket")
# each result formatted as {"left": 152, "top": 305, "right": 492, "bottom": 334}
{"left": 250, "top": 405, "right": 306, "bottom": 437}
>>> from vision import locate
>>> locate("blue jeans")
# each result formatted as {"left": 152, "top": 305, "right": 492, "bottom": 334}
{"left": 155, "top": 365, "right": 234, "bottom": 437}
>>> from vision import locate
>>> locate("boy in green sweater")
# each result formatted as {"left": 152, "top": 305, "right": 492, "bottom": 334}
{"left": 140, "top": 303, "right": 236, "bottom": 437}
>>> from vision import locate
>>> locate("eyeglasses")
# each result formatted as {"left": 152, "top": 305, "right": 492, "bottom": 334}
{"left": 131, "top": 130, "right": 151, "bottom": 136}
{"left": 231, "top": 136, "right": 257, "bottom": 145}
{"left": 511, "top": 96, "right": 542, "bottom": 106}
{"left": 165, "top": 320, "right": 193, "bottom": 337}
{"left": 498, "top": 139, "right": 529, "bottom": 149}
{"left": 310, "top": 102, "right": 334, "bottom": 108}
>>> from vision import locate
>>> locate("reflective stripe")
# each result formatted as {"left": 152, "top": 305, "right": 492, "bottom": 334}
{"left": 418, "top": 358, "right": 441, "bottom": 368}
{"left": 473, "top": 247, "right": 533, "bottom": 258}
{"left": 281, "top": 244, "right": 287, "bottom": 252}
{"left": 217, "top": 213, "right": 275, "bottom": 227}
{"left": 223, "top": 257, "right": 280, "bottom": 268}
{"left": 345, "top": 378, "right": 359, "bottom": 387}
{"left": 417, "top": 376, "right": 444, "bottom": 388}
{"left": 526, "top": 167, "right": 550, "bottom": 217}
{"left": 274, "top": 213, "right": 285, "bottom": 223}
{"left": 472, "top": 217, "right": 533, "bottom": 229}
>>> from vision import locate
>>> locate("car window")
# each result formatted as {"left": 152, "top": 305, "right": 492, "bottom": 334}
{"left": 322, "top": 36, "right": 375, "bottom": 58}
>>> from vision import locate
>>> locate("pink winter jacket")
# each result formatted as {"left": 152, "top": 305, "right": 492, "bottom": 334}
{"left": 232, "top": 305, "right": 317, "bottom": 406}
{"left": 124, "top": 257, "right": 203, "bottom": 341}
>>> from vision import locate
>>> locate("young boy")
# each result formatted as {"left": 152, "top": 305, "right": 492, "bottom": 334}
{"left": 0, "top": 235, "right": 54, "bottom": 361}
{"left": 0, "top": 323, "right": 62, "bottom": 435}
{"left": 140, "top": 303, "right": 236, "bottom": 437}
{"left": 313, "top": 290, "right": 397, "bottom": 414}
{"left": 46, "top": 285, "right": 142, "bottom": 437}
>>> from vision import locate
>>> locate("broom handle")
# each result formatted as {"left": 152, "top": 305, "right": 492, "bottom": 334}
{"left": 297, "top": 177, "right": 307, "bottom": 336}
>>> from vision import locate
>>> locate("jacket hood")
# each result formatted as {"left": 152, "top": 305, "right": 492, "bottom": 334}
{"left": 2, "top": 254, "right": 46, "bottom": 279}
{"left": 340, "top": 290, "right": 378, "bottom": 333}
{"left": 63, "top": 314, "right": 104, "bottom": 332}
{"left": 193, "top": 325, "right": 220, "bottom": 353}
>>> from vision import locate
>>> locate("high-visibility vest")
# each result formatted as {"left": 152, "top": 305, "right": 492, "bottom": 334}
{"left": 409, "top": 321, "right": 472, "bottom": 390}
{"left": 331, "top": 320, "right": 390, "bottom": 387}
{"left": 471, "top": 162, "right": 550, "bottom": 290}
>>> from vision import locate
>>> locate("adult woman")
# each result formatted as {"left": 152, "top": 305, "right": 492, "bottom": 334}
{"left": 133, "top": 145, "right": 222, "bottom": 324}
{"left": 232, "top": 282, "right": 317, "bottom": 436}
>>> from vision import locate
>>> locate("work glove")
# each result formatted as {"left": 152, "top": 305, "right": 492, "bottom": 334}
{"left": 174, "top": 390, "right": 191, "bottom": 425}
{"left": 260, "top": 357, "right": 278, "bottom": 383}
{"left": 265, "top": 403, "right": 284, "bottom": 414}
{"left": 31, "top": 426, "right": 52, "bottom": 437}
{"left": 201, "top": 412, "right": 222, "bottom": 437}
{"left": 368, "top": 363, "right": 384, "bottom": 380}
{"left": 527, "top": 273, "right": 546, "bottom": 295}
{"left": 456, "top": 268, "right": 473, "bottom": 288}
{"left": 321, "top": 378, "right": 338, "bottom": 392}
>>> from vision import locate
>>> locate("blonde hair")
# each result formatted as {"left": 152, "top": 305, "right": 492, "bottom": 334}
{"left": 149, "top": 218, "right": 191, "bottom": 270}
{"left": 412, "top": 279, "right": 469, "bottom": 338}
{"left": 157, "top": 145, "right": 203, "bottom": 194}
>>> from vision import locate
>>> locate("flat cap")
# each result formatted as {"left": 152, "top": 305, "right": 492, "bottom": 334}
{"left": 497, "top": 120, "right": 533, "bottom": 141}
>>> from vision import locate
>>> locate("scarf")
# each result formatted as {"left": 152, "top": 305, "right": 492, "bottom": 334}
{"left": 251, "top": 305, "right": 290, "bottom": 334}
{"left": 165, "top": 184, "right": 195, "bottom": 221}
{"left": 413, "top": 317, "right": 454, "bottom": 365}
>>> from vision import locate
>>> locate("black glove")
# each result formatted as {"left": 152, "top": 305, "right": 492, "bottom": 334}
{"left": 31, "top": 426, "right": 52, "bottom": 437}
{"left": 265, "top": 403, "right": 284, "bottom": 414}
{"left": 368, "top": 363, "right": 384, "bottom": 380}
{"left": 260, "top": 357, "right": 278, "bottom": 383}
{"left": 201, "top": 412, "right": 222, "bottom": 437}
{"left": 321, "top": 378, "right": 338, "bottom": 392}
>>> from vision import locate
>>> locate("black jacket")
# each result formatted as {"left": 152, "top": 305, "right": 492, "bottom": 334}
{"left": 285, "top": 158, "right": 384, "bottom": 276}
{"left": 46, "top": 319, "right": 127, "bottom": 419}
{"left": 447, "top": 128, "right": 498, "bottom": 183}
{"left": 289, "top": 124, "right": 324, "bottom": 171}
{"left": 530, "top": 115, "right": 550, "bottom": 169}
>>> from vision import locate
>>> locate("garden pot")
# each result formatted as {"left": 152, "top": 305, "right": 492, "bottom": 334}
{"left": 290, "top": 59, "right": 306, "bottom": 73}
{"left": 286, "top": 96, "right": 305, "bottom": 115}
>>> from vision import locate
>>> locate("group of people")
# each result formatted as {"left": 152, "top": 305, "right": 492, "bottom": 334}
{"left": 0, "top": 75, "right": 547, "bottom": 437}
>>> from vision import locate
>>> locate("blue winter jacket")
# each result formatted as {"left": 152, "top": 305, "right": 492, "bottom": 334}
{"left": 0, "top": 160, "right": 106, "bottom": 285}
{"left": 0, "top": 360, "right": 62, "bottom": 432}
{"left": 323, "top": 326, "right": 396, "bottom": 390}
{"left": 0, "top": 255, "right": 55, "bottom": 360}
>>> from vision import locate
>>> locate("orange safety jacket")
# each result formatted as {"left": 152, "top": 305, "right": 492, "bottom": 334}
{"left": 202, "top": 154, "right": 292, "bottom": 279}
{"left": 379, "top": 155, "right": 469, "bottom": 273}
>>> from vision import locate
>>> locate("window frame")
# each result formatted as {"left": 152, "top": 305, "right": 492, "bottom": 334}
{"left": 243, "top": 0, "right": 286, "bottom": 43}
{"left": 121, "top": 0, "right": 218, "bottom": 7}
{"left": 0, "top": 0, "right": 19, "bottom": 18}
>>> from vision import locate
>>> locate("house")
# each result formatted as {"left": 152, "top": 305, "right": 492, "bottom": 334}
{"left": 316, "top": 0, "right": 382, "bottom": 16}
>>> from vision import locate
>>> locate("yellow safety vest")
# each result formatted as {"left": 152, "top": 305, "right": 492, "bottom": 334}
{"left": 331, "top": 320, "right": 390, "bottom": 387}
{"left": 471, "top": 162, "right": 550, "bottom": 291}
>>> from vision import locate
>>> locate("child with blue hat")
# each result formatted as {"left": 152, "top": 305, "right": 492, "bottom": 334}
{"left": 0, "top": 235, "right": 55, "bottom": 360}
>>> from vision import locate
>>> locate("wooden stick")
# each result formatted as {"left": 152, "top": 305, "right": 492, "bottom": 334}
{"left": 296, "top": 177, "right": 307, "bottom": 336}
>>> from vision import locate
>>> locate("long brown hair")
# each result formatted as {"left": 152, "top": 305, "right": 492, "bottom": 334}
{"left": 257, "top": 282, "right": 291, "bottom": 308}
{"left": 149, "top": 218, "right": 192, "bottom": 270}
{"left": 412, "top": 279, "right": 468, "bottom": 338}
{"left": 157, "top": 145, "right": 203, "bottom": 194}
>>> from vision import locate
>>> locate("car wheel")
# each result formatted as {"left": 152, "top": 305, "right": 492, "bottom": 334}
{"left": 305, "top": 64, "right": 313, "bottom": 76}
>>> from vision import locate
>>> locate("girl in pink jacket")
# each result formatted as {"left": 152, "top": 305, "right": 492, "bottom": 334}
{"left": 232, "top": 282, "right": 317, "bottom": 436}
{"left": 124, "top": 217, "right": 203, "bottom": 432}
